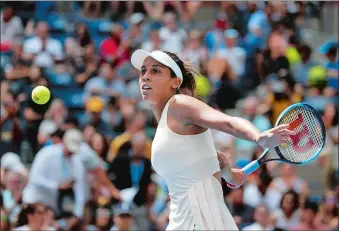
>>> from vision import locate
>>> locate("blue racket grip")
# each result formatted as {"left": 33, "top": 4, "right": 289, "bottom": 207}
{"left": 242, "top": 160, "right": 260, "bottom": 176}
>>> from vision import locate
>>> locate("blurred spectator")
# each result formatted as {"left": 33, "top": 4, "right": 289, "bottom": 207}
{"left": 266, "top": 79, "right": 301, "bottom": 124}
{"left": 22, "top": 129, "right": 86, "bottom": 221}
{"left": 141, "top": 29, "right": 161, "bottom": 53}
{"left": 83, "top": 124, "right": 96, "bottom": 144}
{"left": 290, "top": 199, "right": 331, "bottom": 231}
{"left": 91, "top": 207, "right": 113, "bottom": 231}
{"left": 267, "top": 164, "right": 309, "bottom": 212}
{"left": 2, "top": 168, "right": 27, "bottom": 223}
{"left": 65, "top": 24, "right": 93, "bottom": 75}
{"left": 89, "top": 132, "right": 110, "bottom": 168}
{"left": 0, "top": 5, "right": 24, "bottom": 49}
{"left": 84, "top": 62, "right": 126, "bottom": 103}
{"left": 15, "top": 203, "right": 53, "bottom": 231}
{"left": 0, "top": 208, "right": 11, "bottom": 231}
{"left": 243, "top": 149, "right": 273, "bottom": 209}
{"left": 204, "top": 13, "right": 228, "bottom": 56}
{"left": 111, "top": 204, "right": 135, "bottom": 231}
{"left": 159, "top": 12, "right": 187, "bottom": 53}
{"left": 126, "top": 13, "right": 148, "bottom": 50}
{"left": 75, "top": 43, "right": 99, "bottom": 87}
{"left": 244, "top": 2, "right": 270, "bottom": 52}
{"left": 100, "top": 24, "right": 130, "bottom": 67}
{"left": 82, "top": 1, "right": 104, "bottom": 19}
{"left": 235, "top": 96, "right": 271, "bottom": 160}
{"left": 319, "top": 40, "right": 339, "bottom": 94}
{"left": 44, "top": 98, "right": 68, "bottom": 127}
{"left": 226, "top": 186, "right": 254, "bottom": 228}
{"left": 82, "top": 96, "right": 114, "bottom": 139}
{"left": 101, "top": 96, "right": 123, "bottom": 129}
{"left": 74, "top": 140, "right": 121, "bottom": 208}
{"left": 63, "top": 117, "right": 80, "bottom": 130}
{"left": 0, "top": 91, "right": 22, "bottom": 154}
{"left": 291, "top": 44, "right": 318, "bottom": 86}
{"left": 108, "top": 131, "right": 152, "bottom": 230}
{"left": 242, "top": 204, "right": 274, "bottom": 231}
{"left": 319, "top": 103, "right": 338, "bottom": 172}
{"left": 108, "top": 111, "right": 151, "bottom": 161}
{"left": 271, "top": 190, "right": 301, "bottom": 230}
{"left": 73, "top": 23, "right": 93, "bottom": 49}
{"left": 262, "top": 33, "right": 289, "bottom": 80}
{"left": 315, "top": 190, "right": 339, "bottom": 230}
{"left": 207, "top": 57, "right": 242, "bottom": 109}
{"left": 179, "top": 30, "right": 208, "bottom": 73}
{"left": 216, "top": 29, "right": 246, "bottom": 80}
{"left": 23, "top": 21, "right": 64, "bottom": 68}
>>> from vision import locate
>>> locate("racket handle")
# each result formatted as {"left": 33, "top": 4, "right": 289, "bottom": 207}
{"left": 242, "top": 160, "right": 260, "bottom": 176}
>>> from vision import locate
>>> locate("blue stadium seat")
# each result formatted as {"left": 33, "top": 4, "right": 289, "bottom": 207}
{"left": 0, "top": 51, "right": 12, "bottom": 68}
{"left": 51, "top": 87, "right": 84, "bottom": 109}
{"left": 46, "top": 71, "right": 75, "bottom": 87}
{"left": 47, "top": 12, "right": 73, "bottom": 45}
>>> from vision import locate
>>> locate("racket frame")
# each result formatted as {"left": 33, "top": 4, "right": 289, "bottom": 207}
{"left": 242, "top": 103, "right": 326, "bottom": 176}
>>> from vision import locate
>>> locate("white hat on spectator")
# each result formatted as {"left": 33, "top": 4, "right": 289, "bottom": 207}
{"left": 10, "top": 163, "right": 28, "bottom": 176}
{"left": 130, "top": 13, "right": 145, "bottom": 25}
{"left": 1, "top": 152, "right": 22, "bottom": 169}
{"left": 63, "top": 129, "right": 83, "bottom": 154}
{"left": 38, "top": 120, "right": 58, "bottom": 137}
{"left": 1, "top": 152, "right": 28, "bottom": 176}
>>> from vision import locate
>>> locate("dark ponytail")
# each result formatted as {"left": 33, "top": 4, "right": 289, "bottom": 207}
{"left": 163, "top": 51, "right": 197, "bottom": 97}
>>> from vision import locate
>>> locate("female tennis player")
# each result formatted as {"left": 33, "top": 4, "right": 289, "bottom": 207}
{"left": 131, "top": 49, "right": 293, "bottom": 230}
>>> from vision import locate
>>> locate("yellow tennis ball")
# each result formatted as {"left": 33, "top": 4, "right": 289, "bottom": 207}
{"left": 31, "top": 86, "right": 50, "bottom": 105}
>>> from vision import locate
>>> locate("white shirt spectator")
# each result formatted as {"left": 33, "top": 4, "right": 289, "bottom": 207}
{"left": 22, "top": 144, "right": 86, "bottom": 218}
{"left": 243, "top": 182, "right": 264, "bottom": 208}
{"left": 216, "top": 46, "right": 246, "bottom": 77}
{"left": 0, "top": 13, "right": 23, "bottom": 44}
{"left": 159, "top": 27, "right": 187, "bottom": 54}
{"left": 23, "top": 36, "right": 64, "bottom": 68}
{"left": 272, "top": 209, "right": 301, "bottom": 230}
{"left": 242, "top": 222, "right": 274, "bottom": 231}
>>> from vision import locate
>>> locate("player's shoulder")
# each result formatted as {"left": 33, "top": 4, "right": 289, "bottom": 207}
{"left": 171, "top": 94, "right": 197, "bottom": 105}
{"left": 170, "top": 94, "right": 204, "bottom": 111}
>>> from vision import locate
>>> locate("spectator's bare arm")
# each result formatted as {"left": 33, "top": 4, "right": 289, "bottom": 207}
{"left": 126, "top": 1, "right": 135, "bottom": 18}
{"left": 143, "top": 2, "right": 164, "bottom": 20}
{"left": 93, "top": 167, "right": 121, "bottom": 200}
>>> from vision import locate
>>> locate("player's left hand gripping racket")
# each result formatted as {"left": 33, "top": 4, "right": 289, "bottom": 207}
{"left": 242, "top": 103, "right": 326, "bottom": 176}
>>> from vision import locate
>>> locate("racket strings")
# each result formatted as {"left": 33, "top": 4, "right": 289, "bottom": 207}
{"left": 277, "top": 106, "right": 324, "bottom": 163}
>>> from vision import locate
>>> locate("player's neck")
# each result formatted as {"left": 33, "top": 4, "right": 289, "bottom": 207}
{"left": 151, "top": 92, "right": 176, "bottom": 122}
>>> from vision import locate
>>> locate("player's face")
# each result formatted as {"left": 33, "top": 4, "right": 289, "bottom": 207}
{"left": 139, "top": 57, "right": 176, "bottom": 104}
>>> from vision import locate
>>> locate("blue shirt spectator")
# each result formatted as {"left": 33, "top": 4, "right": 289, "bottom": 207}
{"left": 84, "top": 62, "right": 126, "bottom": 103}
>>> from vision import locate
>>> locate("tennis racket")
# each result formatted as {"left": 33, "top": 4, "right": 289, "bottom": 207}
{"left": 242, "top": 103, "right": 326, "bottom": 176}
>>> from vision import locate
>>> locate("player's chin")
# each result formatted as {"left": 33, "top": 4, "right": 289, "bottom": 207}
{"left": 140, "top": 89, "right": 153, "bottom": 100}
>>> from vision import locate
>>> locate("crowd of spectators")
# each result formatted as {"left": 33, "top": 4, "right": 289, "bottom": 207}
{"left": 0, "top": 1, "right": 339, "bottom": 231}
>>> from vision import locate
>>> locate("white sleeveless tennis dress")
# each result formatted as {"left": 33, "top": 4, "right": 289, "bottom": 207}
{"left": 151, "top": 98, "right": 239, "bottom": 230}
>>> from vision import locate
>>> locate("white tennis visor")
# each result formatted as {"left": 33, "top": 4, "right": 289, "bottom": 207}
{"left": 131, "top": 49, "right": 183, "bottom": 85}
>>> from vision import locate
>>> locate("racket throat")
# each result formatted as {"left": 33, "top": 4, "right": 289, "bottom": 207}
{"left": 242, "top": 160, "right": 260, "bottom": 176}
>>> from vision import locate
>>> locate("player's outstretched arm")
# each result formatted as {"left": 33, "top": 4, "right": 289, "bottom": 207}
{"left": 170, "top": 95, "right": 293, "bottom": 149}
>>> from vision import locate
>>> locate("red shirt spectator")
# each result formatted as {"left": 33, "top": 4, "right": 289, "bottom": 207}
{"left": 99, "top": 24, "right": 130, "bottom": 67}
